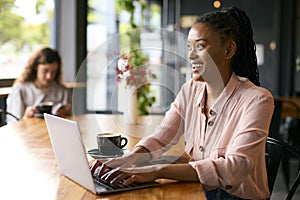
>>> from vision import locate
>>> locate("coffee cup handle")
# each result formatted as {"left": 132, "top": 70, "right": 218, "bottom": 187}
{"left": 120, "top": 137, "right": 128, "bottom": 149}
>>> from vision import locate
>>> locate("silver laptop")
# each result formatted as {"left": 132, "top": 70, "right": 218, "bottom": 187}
{"left": 44, "top": 113, "right": 160, "bottom": 195}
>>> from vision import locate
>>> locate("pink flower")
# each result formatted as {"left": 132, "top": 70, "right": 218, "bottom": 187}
{"left": 116, "top": 54, "right": 155, "bottom": 87}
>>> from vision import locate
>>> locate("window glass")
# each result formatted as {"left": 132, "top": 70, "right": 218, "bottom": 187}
{"left": 85, "top": 0, "right": 189, "bottom": 114}
{"left": 86, "top": 0, "right": 116, "bottom": 111}
{"left": 86, "top": 0, "right": 168, "bottom": 113}
{"left": 0, "top": 0, "right": 54, "bottom": 81}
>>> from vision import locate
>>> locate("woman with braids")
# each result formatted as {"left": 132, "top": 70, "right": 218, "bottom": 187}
{"left": 91, "top": 7, "right": 273, "bottom": 199}
{"left": 6, "top": 47, "right": 71, "bottom": 121}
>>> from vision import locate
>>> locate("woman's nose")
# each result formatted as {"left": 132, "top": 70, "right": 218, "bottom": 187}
{"left": 188, "top": 49, "right": 197, "bottom": 61}
{"left": 46, "top": 72, "right": 53, "bottom": 79}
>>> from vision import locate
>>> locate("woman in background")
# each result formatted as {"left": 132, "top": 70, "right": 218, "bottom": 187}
{"left": 6, "top": 47, "right": 71, "bottom": 121}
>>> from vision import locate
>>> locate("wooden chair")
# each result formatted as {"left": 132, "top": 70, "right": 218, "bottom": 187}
{"left": 266, "top": 137, "right": 300, "bottom": 200}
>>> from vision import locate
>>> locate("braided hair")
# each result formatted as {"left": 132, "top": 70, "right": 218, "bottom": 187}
{"left": 194, "top": 7, "right": 260, "bottom": 86}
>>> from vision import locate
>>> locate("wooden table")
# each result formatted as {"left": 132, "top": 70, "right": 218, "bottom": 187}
{"left": 0, "top": 114, "right": 205, "bottom": 200}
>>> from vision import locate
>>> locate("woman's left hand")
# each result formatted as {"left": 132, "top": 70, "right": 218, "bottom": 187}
{"left": 99, "top": 164, "right": 167, "bottom": 186}
{"left": 23, "top": 106, "right": 37, "bottom": 118}
{"left": 53, "top": 103, "right": 71, "bottom": 116}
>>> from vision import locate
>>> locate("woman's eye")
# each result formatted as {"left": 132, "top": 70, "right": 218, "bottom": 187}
{"left": 187, "top": 44, "right": 191, "bottom": 50}
{"left": 196, "top": 43, "right": 204, "bottom": 50}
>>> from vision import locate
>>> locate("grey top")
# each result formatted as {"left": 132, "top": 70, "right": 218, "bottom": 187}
{"left": 6, "top": 82, "right": 71, "bottom": 121}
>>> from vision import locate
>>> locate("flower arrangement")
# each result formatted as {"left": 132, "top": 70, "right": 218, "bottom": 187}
{"left": 116, "top": 53, "right": 156, "bottom": 115}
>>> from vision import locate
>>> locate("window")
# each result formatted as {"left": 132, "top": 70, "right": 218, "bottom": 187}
{"left": 86, "top": 0, "right": 189, "bottom": 114}
{"left": 0, "top": 0, "right": 54, "bottom": 81}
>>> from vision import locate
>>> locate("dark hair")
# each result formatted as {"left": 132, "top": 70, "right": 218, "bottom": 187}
{"left": 15, "top": 47, "right": 63, "bottom": 85}
{"left": 194, "top": 7, "right": 260, "bottom": 86}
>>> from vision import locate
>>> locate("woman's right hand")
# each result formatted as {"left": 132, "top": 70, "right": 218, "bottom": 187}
{"left": 90, "top": 156, "right": 131, "bottom": 177}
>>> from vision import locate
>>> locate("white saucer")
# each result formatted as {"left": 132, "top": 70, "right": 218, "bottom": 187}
{"left": 87, "top": 149, "right": 129, "bottom": 159}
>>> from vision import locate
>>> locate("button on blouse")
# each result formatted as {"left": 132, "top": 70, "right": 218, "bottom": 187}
{"left": 207, "top": 121, "right": 214, "bottom": 126}
{"left": 209, "top": 110, "right": 216, "bottom": 116}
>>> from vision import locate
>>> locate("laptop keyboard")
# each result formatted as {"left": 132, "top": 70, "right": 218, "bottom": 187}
{"left": 93, "top": 175, "right": 140, "bottom": 190}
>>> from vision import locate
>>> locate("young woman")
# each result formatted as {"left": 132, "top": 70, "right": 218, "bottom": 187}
{"left": 91, "top": 7, "right": 274, "bottom": 200}
{"left": 6, "top": 47, "right": 71, "bottom": 121}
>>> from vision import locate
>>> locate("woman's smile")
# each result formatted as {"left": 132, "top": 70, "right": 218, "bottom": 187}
{"left": 191, "top": 62, "right": 204, "bottom": 73}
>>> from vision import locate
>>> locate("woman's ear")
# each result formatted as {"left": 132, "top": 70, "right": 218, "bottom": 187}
{"left": 225, "top": 40, "right": 237, "bottom": 59}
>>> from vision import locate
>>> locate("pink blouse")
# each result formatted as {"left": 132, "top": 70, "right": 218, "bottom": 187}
{"left": 136, "top": 73, "right": 274, "bottom": 199}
